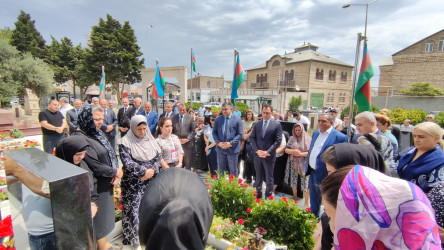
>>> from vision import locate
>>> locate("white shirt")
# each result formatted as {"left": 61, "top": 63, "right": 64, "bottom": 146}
{"left": 60, "top": 104, "right": 73, "bottom": 118}
{"left": 293, "top": 115, "right": 310, "bottom": 130}
{"left": 276, "top": 135, "right": 287, "bottom": 157}
{"left": 198, "top": 107, "right": 205, "bottom": 116}
{"left": 333, "top": 118, "right": 343, "bottom": 129}
{"left": 308, "top": 126, "right": 333, "bottom": 169}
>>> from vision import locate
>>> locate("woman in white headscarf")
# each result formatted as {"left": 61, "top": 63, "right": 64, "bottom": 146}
{"left": 118, "top": 115, "right": 163, "bottom": 249}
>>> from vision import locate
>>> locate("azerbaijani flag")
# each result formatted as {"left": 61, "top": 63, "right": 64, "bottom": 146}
{"left": 98, "top": 70, "right": 105, "bottom": 100}
{"left": 192, "top": 51, "right": 196, "bottom": 72}
{"left": 355, "top": 43, "right": 374, "bottom": 111}
{"left": 152, "top": 65, "right": 165, "bottom": 99}
{"left": 231, "top": 54, "right": 244, "bottom": 105}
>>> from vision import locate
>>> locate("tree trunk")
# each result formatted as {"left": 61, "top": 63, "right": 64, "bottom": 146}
{"left": 72, "top": 79, "right": 77, "bottom": 99}
{"left": 119, "top": 83, "right": 125, "bottom": 105}
{"left": 113, "top": 82, "right": 120, "bottom": 105}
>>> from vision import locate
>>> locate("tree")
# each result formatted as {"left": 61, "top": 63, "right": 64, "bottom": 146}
{"left": 340, "top": 104, "right": 380, "bottom": 121}
{"left": 83, "top": 14, "right": 144, "bottom": 104}
{"left": 11, "top": 10, "right": 46, "bottom": 59}
{"left": 0, "top": 36, "right": 53, "bottom": 105}
{"left": 399, "top": 82, "right": 444, "bottom": 96}
{"left": 288, "top": 96, "right": 302, "bottom": 112}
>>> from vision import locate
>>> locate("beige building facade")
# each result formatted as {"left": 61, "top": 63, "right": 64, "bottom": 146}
{"left": 247, "top": 43, "right": 353, "bottom": 110}
{"left": 379, "top": 29, "right": 444, "bottom": 96}
{"left": 187, "top": 74, "right": 226, "bottom": 102}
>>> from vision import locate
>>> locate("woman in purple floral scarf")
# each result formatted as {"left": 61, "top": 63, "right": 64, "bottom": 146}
{"left": 284, "top": 123, "right": 311, "bottom": 205}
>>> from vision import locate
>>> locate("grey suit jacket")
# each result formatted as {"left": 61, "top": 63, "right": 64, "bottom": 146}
{"left": 171, "top": 113, "right": 196, "bottom": 149}
{"left": 66, "top": 108, "right": 80, "bottom": 135}
{"left": 100, "top": 108, "right": 118, "bottom": 137}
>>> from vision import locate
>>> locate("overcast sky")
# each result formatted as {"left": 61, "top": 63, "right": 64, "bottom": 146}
{"left": 1, "top": 0, "right": 443, "bottom": 88}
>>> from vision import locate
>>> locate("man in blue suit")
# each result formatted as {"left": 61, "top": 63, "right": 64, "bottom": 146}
{"left": 213, "top": 103, "right": 243, "bottom": 176}
{"left": 306, "top": 113, "right": 348, "bottom": 217}
{"left": 250, "top": 104, "right": 282, "bottom": 198}
{"left": 140, "top": 101, "right": 158, "bottom": 136}
{"left": 99, "top": 99, "right": 118, "bottom": 148}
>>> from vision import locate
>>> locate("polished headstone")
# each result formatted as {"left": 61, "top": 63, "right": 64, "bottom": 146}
{"left": 5, "top": 148, "right": 94, "bottom": 249}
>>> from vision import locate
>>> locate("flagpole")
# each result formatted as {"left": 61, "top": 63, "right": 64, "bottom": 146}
{"left": 347, "top": 33, "right": 364, "bottom": 142}
{"left": 100, "top": 65, "right": 105, "bottom": 100}
{"left": 232, "top": 49, "right": 238, "bottom": 105}
{"left": 190, "top": 48, "right": 193, "bottom": 109}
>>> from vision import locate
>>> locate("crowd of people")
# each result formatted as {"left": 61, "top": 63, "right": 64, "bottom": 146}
{"left": 33, "top": 97, "right": 443, "bottom": 249}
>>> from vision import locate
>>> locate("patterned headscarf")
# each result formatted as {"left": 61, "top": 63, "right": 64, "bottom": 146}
{"left": 287, "top": 122, "right": 311, "bottom": 151}
{"left": 119, "top": 115, "right": 161, "bottom": 162}
{"left": 334, "top": 165, "right": 441, "bottom": 249}
{"left": 78, "top": 106, "right": 117, "bottom": 169}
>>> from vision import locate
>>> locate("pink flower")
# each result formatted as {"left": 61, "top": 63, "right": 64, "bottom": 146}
{"left": 268, "top": 195, "right": 274, "bottom": 200}
{"left": 204, "top": 179, "right": 208, "bottom": 183}
{"left": 238, "top": 219, "right": 244, "bottom": 225}
{"left": 238, "top": 178, "right": 243, "bottom": 183}
{"left": 240, "top": 183, "right": 244, "bottom": 186}
{"left": 229, "top": 174, "right": 235, "bottom": 179}
{"left": 255, "top": 199, "right": 261, "bottom": 203}
{"left": 306, "top": 208, "right": 312, "bottom": 213}
{"left": 212, "top": 175, "right": 217, "bottom": 179}
{"left": 229, "top": 221, "right": 233, "bottom": 225}
{"left": 246, "top": 207, "right": 251, "bottom": 213}
{"left": 206, "top": 184, "right": 211, "bottom": 188}
{"left": 293, "top": 200, "right": 298, "bottom": 204}
{"left": 118, "top": 205, "right": 123, "bottom": 210}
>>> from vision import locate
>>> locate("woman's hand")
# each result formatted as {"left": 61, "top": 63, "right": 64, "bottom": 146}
{"left": 116, "top": 168, "right": 123, "bottom": 179}
{"left": 205, "top": 146, "right": 209, "bottom": 154}
{"left": 141, "top": 169, "right": 155, "bottom": 181}
{"left": 91, "top": 203, "right": 98, "bottom": 218}
{"left": 176, "top": 163, "right": 183, "bottom": 168}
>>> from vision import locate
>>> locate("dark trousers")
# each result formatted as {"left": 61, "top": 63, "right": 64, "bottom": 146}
{"left": 217, "top": 150, "right": 239, "bottom": 176}
{"left": 207, "top": 148, "right": 218, "bottom": 176}
{"left": 254, "top": 155, "right": 276, "bottom": 198}
{"left": 309, "top": 169, "right": 322, "bottom": 218}
{"left": 28, "top": 232, "right": 57, "bottom": 250}
{"left": 182, "top": 146, "right": 193, "bottom": 170}
{"left": 43, "top": 133, "right": 64, "bottom": 154}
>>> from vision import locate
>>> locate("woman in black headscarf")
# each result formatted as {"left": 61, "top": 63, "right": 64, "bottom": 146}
{"left": 139, "top": 168, "right": 213, "bottom": 250}
{"left": 118, "top": 115, "right": 163, "bottom": 249}
{"left": 313, "top": 143, "right": 386, "bottom": 250}
{"left": 72, "top": 106, "right": 123, "bottom": 250}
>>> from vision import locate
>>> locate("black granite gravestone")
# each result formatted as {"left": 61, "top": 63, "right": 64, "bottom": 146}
{"left": 5, "top": 148, "right": 94, "bottom": 249}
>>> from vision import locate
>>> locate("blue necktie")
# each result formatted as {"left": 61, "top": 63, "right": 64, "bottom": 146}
{"left": 224, "top": 117, "right": 230, "bottom": 141}
{"left": 262, "top": 120, "right": 268, "bottom": 138}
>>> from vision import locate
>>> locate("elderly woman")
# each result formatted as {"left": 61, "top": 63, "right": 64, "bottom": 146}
{"left": 284, "top": 123, "right": 311, "bottom": 204}
{"left": 321, "top": 165, "right": 441, "bottom": 249}
{"left": 73, "top": 106, "right": 123, "bottom": 250}
{"left": 118, "top": 115, "right": 163, "bottom": 248}
{"left": 397, "top": 122, "right": 444, "bottom": 193}
{"left": 156, "top": 117, "right": 184, "bottom": 168}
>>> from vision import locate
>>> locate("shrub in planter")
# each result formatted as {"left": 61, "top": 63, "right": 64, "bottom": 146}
{"left": 435, "top": 112, "right": 444, "bottom": 128}
{"left": 207, "top": 174, "right": 255, "bottom": 222}
{"left": 210, "top": 216, "right": 249, "bottom": 248}
{"left": 246, "top": 196, "right": 317, "bottom": 250}
{"left": 0, "top": 189, "right": 8, "bottom": 202}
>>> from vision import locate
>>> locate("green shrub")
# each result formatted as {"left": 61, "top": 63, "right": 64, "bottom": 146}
{"left": 435, "top": 112, "right": 444, "bottom": 127}
{"left": 388, "top": 108, "right": 427, "bottom": 125}
{"left": 235, "top": 102, "right": 249, "bottom": 116}
{"left": 9, "top": 128, "right": 24, "bottom": 138}
{"left": 185, "top": 102, "right": 201, "bottom": 111}
{"left": 246, "top": 197, "right": 317, "bottom": 250}
{"left": 207, "top": 173, "right": 255, "bottom": 222}
{"left": 211, "top": 106, "right": 221, "bottom": 115}
{"left": 210, "top": 216, "right": 249, "bottom": 247}
{"left": 340, "top": 104, "right": 380, "bottom": 121}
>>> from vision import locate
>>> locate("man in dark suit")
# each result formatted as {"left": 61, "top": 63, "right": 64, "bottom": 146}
{"left": 250, "top": 104, "right": 282, "bottom": 199}
{"left": 159, "top": 102, "right": 174, "bottom": 119}
{"left": 306, "top": 113, "right": 348, "bottom": 217}
{"left": 212, "top": 102, "right": 243, "bottom": 176}
{"left": 128, "top": 97, "right": 143, "bottom": 118}
{"left": 99, "top": 99, "right": 118, "bottom": 148}
{"left": 66, "top": 99, "right": 82, "bottom": 135}
{"left": 117, "top": 97, "right": 132, "bottom": 137}
{"left": 140, "top": 101, "right": 158, "bottom": 136}
{"left": 171, "top": 104, "right": 196, "bottom": 170}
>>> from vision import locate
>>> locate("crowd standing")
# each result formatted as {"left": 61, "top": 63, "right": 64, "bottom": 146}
{"left": 33, "top": 98, "right": 443, "bottom": 249}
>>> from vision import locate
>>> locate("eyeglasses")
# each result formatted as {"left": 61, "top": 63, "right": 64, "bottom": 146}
{"left": 427, "top": 117, "right": 433, "bottom": 119}
{"left": 318, "top": 119, "right": 329, "bottom": 123}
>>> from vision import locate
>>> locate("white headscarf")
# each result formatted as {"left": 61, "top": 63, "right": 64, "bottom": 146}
{"left": 119, "top": 115, "right": 161, "bottom": 162}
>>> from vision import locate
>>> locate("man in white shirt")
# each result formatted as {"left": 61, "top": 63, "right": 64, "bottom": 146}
{"left": 59, "top": 97, "right": 73, "bottom": 118}
{"left": 198, "top": 103, "right": 205, "bottom": 116}
{"left": 306, "top": 113, "right": 347, "bottom": 217}
{"left": 328, "top": 107, "right": 343, "bottom": 131}
{"left": 293, "top": 112, "right": 310, "bottom": 130}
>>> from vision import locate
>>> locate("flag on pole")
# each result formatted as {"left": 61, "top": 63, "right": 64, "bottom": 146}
{"left": 231, "top": 53, "right": 244, "bottom": 105}
{"left": 152, "top": 65, "right": 165, "bottom": 99}
{"left": 192, "top": 51, "right": 196, "bottom": 72}
{"left": 99, "top": 66, "right": 105, "bottom": 100}
{"left": 355, "top": 43, "right": 374, "bottom": 111}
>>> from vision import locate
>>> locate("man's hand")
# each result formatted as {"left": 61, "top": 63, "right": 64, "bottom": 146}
{"left": 256, "top": 150, "right": 269, "bottom": 158}
{"left": 106, "top": 125, "right": 114, "bottom": 132}
{"left": 141, "top": 169, "right": 155, "bottom": 181}
{"left": 179, "top": 138, "right": 189, "bottom": 144}
{"left": 119, "top": 127, "right": 128, "bottom": 132}
{"left": 55, "top": 127, "right": 64, "bottom": 134}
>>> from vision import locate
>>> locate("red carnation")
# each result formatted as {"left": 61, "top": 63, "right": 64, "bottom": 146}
{"left": 118, "top": 205, "right": 123, "bottom": 210}
{"left": 306, "top": 208, "right": 312, "bottom": 213}
{"left": 204, "top": 179, "right": 209, "bottom": 183}
{"left": 255, "top": 199, "right": 261, "bottom": 203}
{"left": 229, "top": 174, "right": 235, "bottom": 179}
{"left": 212, "top": 175, "right": 217, "bottom": 179}
{"left": 243, "top": 232, "right": 248, "bottom": 236}
{"left": 238, "top": 178, "right": 242, "bottom": 183}
{"left": 237, "top": 219, "right": 244, "bottom": 225}
{"left": 268, "top": 195, "right": 273, "bottom": 200}
{"left": 206, "top": 184, "right": 212, "bottom": 188}
{"left": 246, "top": 207, "right": 251, "bottom": 213}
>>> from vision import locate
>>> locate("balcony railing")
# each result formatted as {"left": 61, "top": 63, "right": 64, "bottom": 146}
{"left": 251, "top": 82, "right": 269, "bottom": 88}
{"left": 278, "top": 80, "right": 296, "bottom": 87}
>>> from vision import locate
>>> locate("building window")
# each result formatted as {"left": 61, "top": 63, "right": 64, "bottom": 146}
{"left": 290, "top": 70, "right": 294, "bottom": 81}
{"left": 341, "top": 72, "right": 347, "bottom": 82}
{"left": 438, "top": 40, "right": 444, "bottom": 51}
{"left": 285, "top": 70, "right": 289, "bottom": 82}
{"left": 328, "top": 70, "right": 336, "bottom": 81}
{"left": 264, "top": 73, "right": 268, "bottom": 83}
{"left": 207, "top": 81, "right": 210, "bottom": 88}
{"left": 272, "top": 60, "right": 280, "bottom": 67}
{"left": 326, "top": 92, "right": 334, "bottom": 103}
{"left": 316, "top": 68, "right": 324, "bottom": 80}
{"left": 256, "top": 74, "right": 260, "bottom": 83}
{"left": 425, "top": 42, "right": 434, "bottom": 52}
{"left": 339, "top": 93, "right": 346, "bottom": 103}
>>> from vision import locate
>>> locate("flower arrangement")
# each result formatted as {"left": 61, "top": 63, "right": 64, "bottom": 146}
{"left": 0, "top": 129, "right": 24, "bottom": 141}
{"left": 0, "top": 177, "right": 6, "bottom": 186}
{"left": 0, "top": 189, "right": 8, "bottom": 202}
{"left": 206, "top": 174, "right": 317, "bottom": 250}
{"left": 210, "top": 216, "right": 249, "bottom": 248}
{"left": 114, "top": 185, "right": 123, "bottom": 222}
{"left": 207, "top": 173, "right": 255, "bottom": 222}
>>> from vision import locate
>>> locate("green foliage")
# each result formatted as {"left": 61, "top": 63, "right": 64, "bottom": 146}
{"left": 288, "top": 96, "right": 302, "bottom": 112}
{"left": 83, "top": 14, "right": 144, "bottom": 102}
{"left": 211, "top": 107, "right": 221, "bottom": 115}
{"left": 435, "top": 112, "right": 444, "bottom": 128}
{"left": 399, "top": 82, "right": 444, "bottom": 96}
{"left": 246, "top": 197, "right": 316, "bottom": 250}
{"left": 0, "top": 28, "right": 13, "bottom": 40}
{"left": 9, "top": 129, "right": 24, "bottom": 138}
{"left": 207, "top": 173, "right": 255, "bottom": 222}
{"left": 11, "top": 10, "right": 46, "bottom": 59}
{"left": 340, "top": 104, "right": 380, "bottom": 121}
{"left": 388, "top": 108, "right": 427, "bottom": 125}
{"left": 235, "top": 102, "right": 249, "bottom": 116}
{"left": 0, "top": 189, "right": 8, "bottom": 201}
{"left": 185, "top": 102, "right": 201, "bottom": 110}
{"left": 210, "top": 216, "right": 249, "bottom": 247}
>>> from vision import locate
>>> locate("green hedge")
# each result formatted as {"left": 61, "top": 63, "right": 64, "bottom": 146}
{"left": 388, "top": 108, "right": 427, "bottom": 125}
{"left": 435, "top": 112, "right": 444, "bottom": 127}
